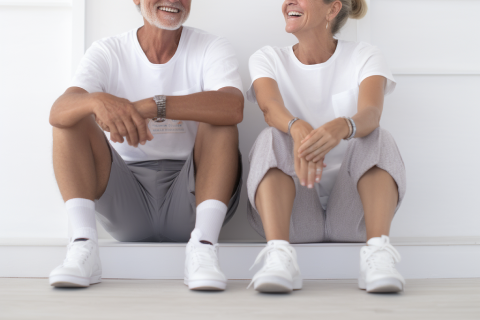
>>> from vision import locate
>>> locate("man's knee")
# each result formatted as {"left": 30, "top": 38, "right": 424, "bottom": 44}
{"left": 197, "top": 123, "right": 239, "bottom": 146}
{"left": 52, "top": 116, "right": 97, "bottom": 141}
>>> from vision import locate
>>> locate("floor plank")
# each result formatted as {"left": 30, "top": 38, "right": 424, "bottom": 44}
{"left": 0, "top": 278, "right": 479, "bottom": 320}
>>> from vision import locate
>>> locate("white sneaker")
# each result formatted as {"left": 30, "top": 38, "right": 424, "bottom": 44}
{"left": 248, "top": 240, "right": 302, "bottom": 293}
{"left": 358, "top": 235, "right": 405, "bottom": 293}
{"left": 184, "top": 232, "right": 227, "bottom": 291}
{"left": 49, "top": 239, "right": 102, "bottom": 288}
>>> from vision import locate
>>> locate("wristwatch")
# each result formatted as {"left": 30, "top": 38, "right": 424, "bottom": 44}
{"left": 152, "top": 95, "right": 167, "bottom": 122}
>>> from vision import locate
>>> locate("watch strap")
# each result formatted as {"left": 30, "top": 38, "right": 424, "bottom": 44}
{"left": 152, "top": 95, "right": 166, "bottom": 122}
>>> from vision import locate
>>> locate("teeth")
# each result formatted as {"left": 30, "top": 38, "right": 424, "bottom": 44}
{"left": 288, "top": 11, "right": 303, "bottom": 16}
{"left": 159, "top": 6, "right": 179, "bottom": 13}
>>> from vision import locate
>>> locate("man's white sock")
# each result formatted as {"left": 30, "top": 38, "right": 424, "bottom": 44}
{"left": 192, "top": 199, "right": 227, "bottom": 244}
{"left": 66, "top": 198, "right": 98, "bottom": 243}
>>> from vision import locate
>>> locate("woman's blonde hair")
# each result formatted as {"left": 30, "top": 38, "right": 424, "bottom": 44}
{"left": 325, "top": 0, "right": 368, "bottom": 35}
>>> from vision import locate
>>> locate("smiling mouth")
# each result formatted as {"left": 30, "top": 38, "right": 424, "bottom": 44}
{"left": 158, "top": 6, "right": 180, "bottom": 13}
{"left": 287, "top": 11, "right": 303, "bottom": 18}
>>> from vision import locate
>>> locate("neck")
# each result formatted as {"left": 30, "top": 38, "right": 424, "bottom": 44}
{"left": 137, "top": 21, "right": 183, "bottom": 64}
{"left": 293, "top": 29, "right": 337, "bottom": 65}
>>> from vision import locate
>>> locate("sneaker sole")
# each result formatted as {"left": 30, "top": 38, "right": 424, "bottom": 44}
{"left": 49, "top": 274, "right": 102, "bottom": 288}
{"left": 184, "top": 279, "right": 226, "bottom": 291}
{"left": 254, "top": 275, "right": 302, "bottom": 293}
{"left": 358, "top": 277, "right": 403, "bottom": 293}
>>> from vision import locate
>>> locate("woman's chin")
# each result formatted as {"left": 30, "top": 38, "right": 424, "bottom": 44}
{"left": 285, "top": 25, "right": 299, "bottom": 34}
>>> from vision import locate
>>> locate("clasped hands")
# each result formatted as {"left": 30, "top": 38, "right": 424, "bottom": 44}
{"left": 91, "top": 93, "right": 154, "bottom": 147}
{"left": 291, "top": 118, "right": 349, "bottom": 189}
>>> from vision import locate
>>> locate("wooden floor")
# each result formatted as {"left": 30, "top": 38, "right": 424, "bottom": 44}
{"left": 1, "top": 278, "right": 479, "bottom": 320}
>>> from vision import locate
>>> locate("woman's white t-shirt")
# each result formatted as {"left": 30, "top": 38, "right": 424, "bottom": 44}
{"left": 246, "top": 40, "right": 396, "bottom": 209}
{"left": 72, "top": 26, "right": 243, "bottom": 161}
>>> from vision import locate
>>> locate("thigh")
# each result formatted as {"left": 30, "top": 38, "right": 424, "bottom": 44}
{"left": 159, "top": 149, "right": 243, "bottom": 242}
{"left": 94, "top": 143, "right": 157, "bottom": 242}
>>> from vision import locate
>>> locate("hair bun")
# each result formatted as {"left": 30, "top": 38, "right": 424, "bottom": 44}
{"left": 349, "top": 0, "right": 368, "bottom": 19}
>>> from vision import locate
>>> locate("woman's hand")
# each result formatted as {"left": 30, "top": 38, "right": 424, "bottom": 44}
{"left": 297, "top": 118, "right": 350, "bottom": 163}
{"left": 291, "top": 120, "right": 327, "bottom": 188}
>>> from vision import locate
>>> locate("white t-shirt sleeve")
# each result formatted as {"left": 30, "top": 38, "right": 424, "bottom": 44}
{"left": 71, "top": 41, "right": 110, "bottom": 93}
{"left": 246, "top": 48, "right": 276, "bottom": 103}
{"left": 356, "top": 43, "right": 396, "bottom": 95}
{"left": 202, "top": 37, "right": 243, "bottom": 93}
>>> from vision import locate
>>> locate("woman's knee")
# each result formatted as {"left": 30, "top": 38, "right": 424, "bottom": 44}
{"left": 251, "top": 127, "right": 290, "bottom": 155}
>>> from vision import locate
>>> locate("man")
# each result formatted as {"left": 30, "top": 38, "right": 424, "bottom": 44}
{"left": 48, "top": 0, "right": 244, "bottom": 291}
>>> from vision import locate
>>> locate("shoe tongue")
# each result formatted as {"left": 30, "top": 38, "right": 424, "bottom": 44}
{"left": 367, "top": 236, "right": 388, "bottom": 247}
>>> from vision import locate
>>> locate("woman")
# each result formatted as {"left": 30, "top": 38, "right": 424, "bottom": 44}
{"left": 246, "top": 0, "right": 406, "bottom": 293}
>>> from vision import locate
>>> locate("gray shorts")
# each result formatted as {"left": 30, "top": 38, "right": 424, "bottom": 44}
{"left": 247, "top": 127, "right": 406, "bottom": 244}
{"left": 94, "top": 139, "right": 243, "bottom": 243}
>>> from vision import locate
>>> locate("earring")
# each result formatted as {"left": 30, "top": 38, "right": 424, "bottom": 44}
{"left": 326, "top": 20, "right": 329, "bottom": 29}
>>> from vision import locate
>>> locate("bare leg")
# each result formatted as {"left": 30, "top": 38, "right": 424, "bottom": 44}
{"left": 357, "top": 166, "right": 399, "bottom": 241}
{"left": 193, "top": 123, "right": 240, "bottom": 206}
{"left": 52, "top": 115, "right": 112, "bottom": 201}
{"left": 255, "top": 168, "right": 295, "bottom": 241}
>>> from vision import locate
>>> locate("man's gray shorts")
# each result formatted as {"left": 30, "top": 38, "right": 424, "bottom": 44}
{"left": 94, "top": 139, "right": 243, "bottom": 242}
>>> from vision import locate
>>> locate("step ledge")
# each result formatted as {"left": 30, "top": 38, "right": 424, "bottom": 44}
{"left": 1, "top": 237, "right": 479, "bottom": 247}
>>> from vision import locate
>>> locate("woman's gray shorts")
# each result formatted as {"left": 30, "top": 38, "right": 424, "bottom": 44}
{"left": 94, "top": 139, "right": 242, "bottom": 243}
{"left": 247, "top": 127, "right": 406, "bottom": 244}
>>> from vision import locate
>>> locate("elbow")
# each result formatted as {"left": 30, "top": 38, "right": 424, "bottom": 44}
{"left": 373, "top": 108, "right": 382, "bottom": 128}
{"left": 49, "top": 108, "right": 68, "bottom": 129}
{"left": 232, "top": 96, "right": 244, "bottom": 125}
{"left": 49, "top": 109, "right": 61, "bottom": 128}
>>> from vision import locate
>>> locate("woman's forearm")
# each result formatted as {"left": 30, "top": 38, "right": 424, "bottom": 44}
{"left": 351, "top": 75, "right": 386, "bottom": 138}
{"left": 351, "top": 106, "right": 382, "bottom": 138}
{"left": 260, "top": 98, "right": 296, "bottom": 133}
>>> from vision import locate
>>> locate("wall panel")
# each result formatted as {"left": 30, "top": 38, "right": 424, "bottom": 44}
{"left": 358, "top": 0, "right": 480, "bottom": 74}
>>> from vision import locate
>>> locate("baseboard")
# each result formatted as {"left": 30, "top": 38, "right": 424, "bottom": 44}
{"left": 1, "top": 237, "right": 479, "bottom": 279}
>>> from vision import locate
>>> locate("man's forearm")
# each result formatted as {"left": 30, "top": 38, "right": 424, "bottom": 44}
{"left": 135, "top": 90, "right": 244, "bottom": 126}
{"left": 49, "top": 90, "right": 97, "bottom": 128}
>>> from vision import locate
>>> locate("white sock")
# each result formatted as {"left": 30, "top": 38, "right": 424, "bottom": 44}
{"left": 192, "top": 199, "right": 228, "bottom": 244}
{"left": 66, "top": 198, "right": 98, "bottom": 243}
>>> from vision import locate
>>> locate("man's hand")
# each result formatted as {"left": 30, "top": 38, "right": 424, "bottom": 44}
{"left": 91, "top": 93, "right": 153, "bottom": 147}
{"left": 291, "top": 119, "right": 327, "bottom": 188}
{"left": 297, "top": 117, "right": 350, "bottom": 163}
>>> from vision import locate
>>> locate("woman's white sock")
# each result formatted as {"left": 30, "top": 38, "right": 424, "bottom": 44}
{"left": 192, "top": 199, "right": 228, "bottom": 244}
{"left": 65, "top": 198, "right": 98, "bottom": 243}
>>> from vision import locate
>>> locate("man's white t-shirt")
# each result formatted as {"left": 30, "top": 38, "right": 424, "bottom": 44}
{"left": 72, "top": 26, "right": 243, "bottom": 161}
{"left": 246, "top": 40, "right": 396, "bottom": 209}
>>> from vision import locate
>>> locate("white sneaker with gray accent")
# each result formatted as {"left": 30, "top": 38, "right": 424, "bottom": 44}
{"left": 184, "top": 231, "right": 227, "bottom": 291}
{"left": 359, "top": 235, "right": 405, "bottom": 293}
{"left": 248, "top": 240, "right": 302, "bottom": 293}
{"left": 49, "top": 239, "right": 102, "bottom": 287}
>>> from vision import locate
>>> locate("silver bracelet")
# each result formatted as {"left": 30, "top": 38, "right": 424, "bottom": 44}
{"left": 152, "top": 95, "right": 166, "bottom": 123}
{"left": 345, "top": 117, "right": 356, "bottom": 140}
{"left": 288, "top": 117, "right": 300, "bottom": 136}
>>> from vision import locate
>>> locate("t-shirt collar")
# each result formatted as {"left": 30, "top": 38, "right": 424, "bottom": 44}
{"left": 289, "top": 39, "right": 342, "bottom": 70}
{"left": 133, "top": 26, "right": 187, "bottom": 69}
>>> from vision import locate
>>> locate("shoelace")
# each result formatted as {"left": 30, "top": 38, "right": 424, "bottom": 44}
{"left": 364, "top": 237, "right": 401, "bottom": 273}
{"left": 190, "top": 243, "right": 219, "bottom": 271}
{"left": 247, "top": 243, "right": 300, "bottom": 289}
{"left": 63, "top": 242, "right": 92, "bottom": 267}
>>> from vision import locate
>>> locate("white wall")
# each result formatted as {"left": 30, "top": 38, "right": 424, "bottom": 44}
{"left": 1, "top": 0, "right": 479, "bottom": 241}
